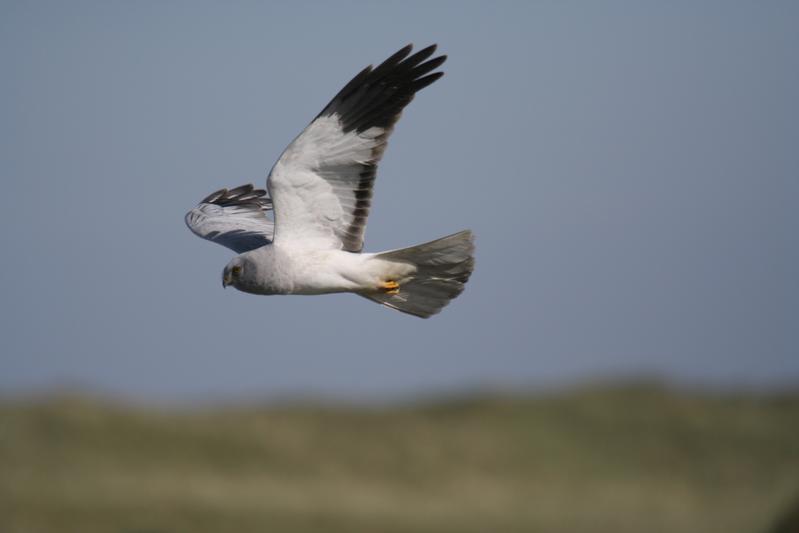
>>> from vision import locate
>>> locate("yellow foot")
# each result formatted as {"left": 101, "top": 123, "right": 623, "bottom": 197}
{"left": 382, "top": 280, "right": 400, "bottom": 295}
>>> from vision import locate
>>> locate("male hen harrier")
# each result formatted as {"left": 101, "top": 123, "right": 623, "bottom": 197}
{"left": 185, "top": 44, "right": 474, "bottom": 318}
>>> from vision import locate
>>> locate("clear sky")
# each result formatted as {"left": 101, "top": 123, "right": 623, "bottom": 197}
{"left": 1, "top": 1, "right": 797, "bottom": 403}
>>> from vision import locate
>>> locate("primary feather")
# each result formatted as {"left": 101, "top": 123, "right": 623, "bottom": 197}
{"left": 185, "top": 184, "right": 274, "bottom": 254}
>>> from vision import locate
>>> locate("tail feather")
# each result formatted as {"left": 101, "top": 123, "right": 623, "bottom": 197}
{"left": 362, "top": 230, "right": 475, "bottom": 318}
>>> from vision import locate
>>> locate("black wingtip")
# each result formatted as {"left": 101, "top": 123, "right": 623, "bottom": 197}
{"left": 406, "top": 44, "right": 438, "bottom": 65}
{"left": 410, "top": 71, "right": 445, "bottom": 92}
{"left": 370, "top": 44, "right": 415, "bottom": 79}
{"left": 320, "top": 43, "right": 447, "bottom": 133}
{"left": 227, "top": 184, "right": 254, "bottom": 198}
{"left": 199, "top": 184, "right": 270, "bottom": 208}
{"left": 397, "top": 43, "right": 415, "bottom": 57}
{"left": 201, "top": 188, "right": 227, "bottom": 204}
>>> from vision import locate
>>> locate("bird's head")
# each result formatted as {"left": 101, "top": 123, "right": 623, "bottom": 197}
{"left": 222, "top": 256, "right": 249, "bottom": 290}
{"left": 222, "top": 252, "right": 272, "bottom": 295}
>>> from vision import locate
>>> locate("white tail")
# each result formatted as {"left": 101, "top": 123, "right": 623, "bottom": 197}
{"left": 361, "top": 230, "right": 475, "bottom": 318}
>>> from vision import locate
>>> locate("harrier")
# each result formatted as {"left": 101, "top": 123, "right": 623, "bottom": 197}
{"left": 186, "top": 44, "right": 474, "bottom": 318}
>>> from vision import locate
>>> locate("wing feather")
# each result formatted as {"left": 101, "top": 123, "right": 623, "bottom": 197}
{"left": 267, "top": 44, "right": 446, "bottom": 252}
{"left": 185, "top": 184, "right": 274, "bottom": 254}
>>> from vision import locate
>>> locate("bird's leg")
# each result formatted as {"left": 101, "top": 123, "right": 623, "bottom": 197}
{"left": 381, "top": 280, "right": 400, "bottom": 295}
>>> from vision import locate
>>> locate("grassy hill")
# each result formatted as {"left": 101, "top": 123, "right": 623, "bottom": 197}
{"left": 1, "top": 385, "right": 798, "bottom": 533}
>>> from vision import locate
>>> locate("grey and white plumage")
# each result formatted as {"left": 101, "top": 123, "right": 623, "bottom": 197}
{"left": 185, "top": 44, "right": 474, "bottom": 318}
{"left": 185, "top": 184, "right": 274, "bottom": 253}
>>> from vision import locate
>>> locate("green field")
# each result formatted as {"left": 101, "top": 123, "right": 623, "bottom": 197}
{"left": 1, "top": 385, "right": 798, "bottom": 533}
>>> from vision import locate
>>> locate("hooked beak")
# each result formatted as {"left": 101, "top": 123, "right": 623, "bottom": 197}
{"left": 222, "top": 272, "right": 232, "bottom": 288}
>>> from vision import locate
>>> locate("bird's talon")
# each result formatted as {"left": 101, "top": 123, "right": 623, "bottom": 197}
{"left": 382, "top": 280, "right": 400, "bottom": 294}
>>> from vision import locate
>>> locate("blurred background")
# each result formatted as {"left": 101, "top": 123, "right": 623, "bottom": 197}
{"left": 1, "top": 1, "right": 798, "bottom": 532}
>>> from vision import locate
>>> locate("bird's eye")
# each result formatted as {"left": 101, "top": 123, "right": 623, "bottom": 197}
{"left": 232, "top": 265, "right": 242, "bottom": 276}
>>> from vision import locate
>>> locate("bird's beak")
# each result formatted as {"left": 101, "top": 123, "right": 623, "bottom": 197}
{"left": 222, "top": 272, "right": 231, "bottom": 289}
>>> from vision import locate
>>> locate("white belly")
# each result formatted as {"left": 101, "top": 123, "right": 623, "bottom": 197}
{"left": 236, "top": 245, "right": 416, "bottom": 296}
{"left": 277, "top": 248, "right": 412, "bottom": 295}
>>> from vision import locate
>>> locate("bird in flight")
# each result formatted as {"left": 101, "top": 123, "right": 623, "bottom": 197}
{"left": 185, "top": 44, "right": 474, "bottom": 318}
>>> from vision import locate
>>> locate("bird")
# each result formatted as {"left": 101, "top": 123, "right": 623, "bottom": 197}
{"left": 185, "top": 44, "right": 474, "bottom": 318}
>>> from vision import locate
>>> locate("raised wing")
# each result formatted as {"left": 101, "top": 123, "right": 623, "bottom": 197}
{"left": 267, "top": 44, "right": 446, "bottom": 252}
{"left": 185, "top": 184, "right": 274, "bottom": 254}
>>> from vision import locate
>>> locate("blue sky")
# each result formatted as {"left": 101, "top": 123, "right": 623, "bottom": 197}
{"left": 1, "top": 1, "right": 797, "bottom": 402}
